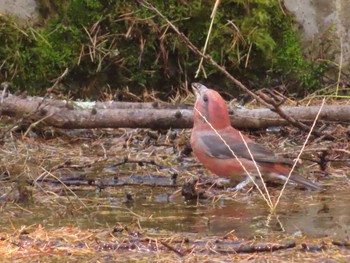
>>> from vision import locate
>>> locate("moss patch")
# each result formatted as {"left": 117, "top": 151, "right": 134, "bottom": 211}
{"left": 0, "top": 0, "right": 329, "bottom": 97}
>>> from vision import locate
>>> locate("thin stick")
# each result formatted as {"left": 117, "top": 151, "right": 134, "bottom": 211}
{"left": 138, "top": 0, "right": 331, "bottom": 139}
{"left": 194, "top": 107, "right": 273, "bottom": 209}
{"left": 238, "top": 131, "right": 273, "bottom": 208}
{"left": 335, "top": 38, "right": 343, "bottom": 96}
{"left": 0, "top": 82, "right": 9, "bottom": 104}
{"left": 278, "top": 0, "right": 286, "bottom": 16}
{"left": 23, "top": 113, "right": 54, "bottom": 138}
{"left": 39, "top": 167, "right": 89, "bottom": 209}
{"left": 137, "top": 0, "right": 270, "bottom": 107}
{"left": 160, "top": 240, "right": 185, "bottom": 257}
{"left": 50, "top": 67, "right": 69, "bottom": 91}
{"left": 195, "top": 0, "right": 220, "bottom": 78}
{"left": 266, "top": 212, "right": 285, "bottom": 232}
{"left": 244, "top": 42, "right": 252, "bottom": 68}
{"left": 273, "top": 98, "right": 326, "bottom": 211}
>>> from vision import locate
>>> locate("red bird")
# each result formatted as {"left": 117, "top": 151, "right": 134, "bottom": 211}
{"left": 190, "top": 83, "right": 320, "bottom": 190}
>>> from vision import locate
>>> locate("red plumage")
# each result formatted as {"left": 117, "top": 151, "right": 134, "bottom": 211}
{"left": 190, "top": 83, "right": 320, "bottom": 190}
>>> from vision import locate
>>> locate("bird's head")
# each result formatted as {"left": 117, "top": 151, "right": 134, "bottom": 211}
{"left": 192, "top": 83, "right": 231, "bottom": 130}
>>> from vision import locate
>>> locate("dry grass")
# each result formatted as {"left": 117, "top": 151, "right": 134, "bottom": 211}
{"left": 0, "top": 96, "right": 349, "bottom": 260}
{"left": 0, "top": 223, "right": 349, "bottom": 262}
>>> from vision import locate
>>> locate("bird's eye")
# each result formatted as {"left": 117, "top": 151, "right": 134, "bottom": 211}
{"left": 203, "top": 95, "right": 208, "bottom": 102}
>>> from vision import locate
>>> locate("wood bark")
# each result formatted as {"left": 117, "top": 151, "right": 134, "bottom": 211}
{"left": 229, "top": 105, "right": 350, "bottom": 129}
{"left": 0, "top": 93, "right": 193, "bottom": 129}
{"left": 1, "top": 92, "right": 350, "bottom": 130}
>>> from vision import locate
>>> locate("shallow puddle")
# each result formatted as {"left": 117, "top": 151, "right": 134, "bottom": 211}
{"left": 1, "top": 129, "right": 350, "bottom": 261}
{"left": 2, "top": 180, "right": 349, "bottom": 241}
{"left": 77, "top": 182, "right": 350, "bottom": 239}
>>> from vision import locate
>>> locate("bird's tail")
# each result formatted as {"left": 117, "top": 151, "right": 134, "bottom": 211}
{"left": 288, "top": 173, "right": 321, "bottom": 190}
{"left": 272, "top": 164, "right": 321, "bottom": 190}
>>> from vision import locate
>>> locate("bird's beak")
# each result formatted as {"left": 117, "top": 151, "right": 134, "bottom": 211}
{"left": 192, "top": 83, "right": 208, "bottom": 100}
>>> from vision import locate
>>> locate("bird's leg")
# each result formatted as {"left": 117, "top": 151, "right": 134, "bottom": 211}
{"left": 228, "top": 177, "right": 252, "bottom": 191}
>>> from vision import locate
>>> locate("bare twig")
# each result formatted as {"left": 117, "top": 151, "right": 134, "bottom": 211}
{"left": 335, "top": 38, "right": 343, "bottom": 96}
{"left": 214, "top": 240, "right": 296, "bottom": 253}
{"left": 23, "top": 113, "right": 54, "bottom": 138}
{"left": 273, "top": 98, "right": 326, "bottom": 211}
{"left": 137, "top": 0, "right": 268, "bottom": 106}
{"left": 138, "top": 0, "right": 332, "bottom": 139}
{"left": 195, "top": 0, "right": 220, "bottom": 78}
{"left": 49, "top": 68, "right": 69, "bottom": 91}
{"left": 0, "top": 82, "right": 9, "bottom": 104}
{"left": 38, "top": 167, "right": 89, "bottom": 209}
{"left": 257, "top": 91, "right": 334, "bottom": 140}
{"left": 238, "top": 131, "right": 273, "bottom": 208}
{"left": 160, "top": 240, "right": 185, "bottom": 257}
{"left": 112, "top": 157, "right": 167, "bottom": 170}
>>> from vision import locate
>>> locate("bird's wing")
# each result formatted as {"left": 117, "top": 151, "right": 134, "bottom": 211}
{"left": 200, "top": 133, "right": 292, "bottom": 165}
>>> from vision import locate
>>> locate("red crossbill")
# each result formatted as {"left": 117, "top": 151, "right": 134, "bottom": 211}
{"left": 190, "top": 83, "right": 320, "bottom": 190}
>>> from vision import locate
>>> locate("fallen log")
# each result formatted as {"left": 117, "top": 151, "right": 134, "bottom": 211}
{"left": 1, "top": 91, "right": 350, "bottom": 130}
{"left": 229, "top": 105, "right": 350, "bottom": 129}
{"left": 0, "top": 92, "right": 193, "bottom": 129}
{"left": 0, "top": 93, "right": 191, "bottom": 110}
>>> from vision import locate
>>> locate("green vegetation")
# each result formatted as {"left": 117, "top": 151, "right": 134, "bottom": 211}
{"left": 0, "top": 0, "right": 329, "bottom": 97}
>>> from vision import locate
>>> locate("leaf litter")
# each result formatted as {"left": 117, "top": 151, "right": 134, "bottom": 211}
{"left": 0, "top": 122, "right": 350, "bottom": 261}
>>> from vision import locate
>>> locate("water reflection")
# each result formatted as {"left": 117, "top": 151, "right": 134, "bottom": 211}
{"left": 92, "top": 185, "right": 350, "bottom": 240}
{"left": 1, "top": 184, "right": 349, "bottom": 240}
